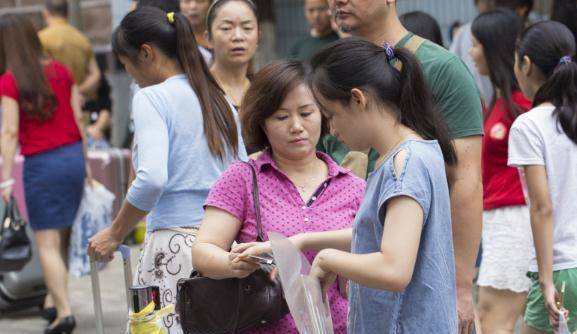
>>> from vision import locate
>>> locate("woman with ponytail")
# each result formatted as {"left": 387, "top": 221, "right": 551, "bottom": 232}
{"left": 88, "top": 7, "right": 247, "bottom": 334}
{"left": 305, "top": 37, "right": 458, "bottom": 333}
{"left": 509, "top": 20, "right": 577, "bottom": 334}
{"left": 469, "top": 8, "right": 534, "bottom": 333}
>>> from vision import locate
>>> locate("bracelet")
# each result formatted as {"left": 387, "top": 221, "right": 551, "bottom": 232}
{"left": 0, "top": 179, "right": 15, "bottom": 189}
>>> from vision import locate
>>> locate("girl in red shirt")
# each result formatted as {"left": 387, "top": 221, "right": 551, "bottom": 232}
{"left": 0, "top": 14, "right": 89, "bottom": 334}
{"left": 469, "top": 8, "right": 534, "bottom": 333}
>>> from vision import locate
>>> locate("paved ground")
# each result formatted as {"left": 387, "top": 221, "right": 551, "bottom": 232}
{"left": 0, "top": 246, "right": 140, "bottom": 334}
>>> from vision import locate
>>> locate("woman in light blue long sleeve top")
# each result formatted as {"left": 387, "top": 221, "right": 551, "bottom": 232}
{"left": 128, "top": 74, "right": 246, "bottom": 230}
{"left": 88, "top": 8, "right": 246, "bottom": 334}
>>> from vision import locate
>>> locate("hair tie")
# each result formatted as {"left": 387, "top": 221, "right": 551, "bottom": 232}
{"left": 383, "top": 43, "right": 396, "bottom": 63}
{"left": 167, "top": 12, "right": 175, "bottom": 24}
{"left": 559, "top": 55, "right": 573, "bottom": 65}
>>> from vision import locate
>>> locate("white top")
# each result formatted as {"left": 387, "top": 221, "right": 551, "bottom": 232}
{"left": 508, "top": 105, "right": 577, "bottom": 271}
{"left": 449, "top": 22, "right": 493, "bottom": 105}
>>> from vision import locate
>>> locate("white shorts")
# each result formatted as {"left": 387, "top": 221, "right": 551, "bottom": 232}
{"left": 477, "top": 206, "right": 534, "bottom": 293}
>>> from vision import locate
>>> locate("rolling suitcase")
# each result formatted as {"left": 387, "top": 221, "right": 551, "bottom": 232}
{"left": 0, "top": 225, "right": 46, "bottom": 314}
{"left": 90, "top": 245, "right": 132, "bottom": 334}
{"left": 0, "top": 157, "right": 46, "bottom": 314}
{"left": 88, "top": 149, "right": 131, "bottom": 217}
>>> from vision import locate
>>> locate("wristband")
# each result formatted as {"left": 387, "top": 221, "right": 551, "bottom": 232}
{"left": 0, "top": 179, "right": 15, "bottom": 189}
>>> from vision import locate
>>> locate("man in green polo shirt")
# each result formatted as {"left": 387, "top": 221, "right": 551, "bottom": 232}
{"left": 325, "top": 1, "right": 483, "bottom": 333}
{"left": 291, "top": 0, "right": 341, "bottom": 60}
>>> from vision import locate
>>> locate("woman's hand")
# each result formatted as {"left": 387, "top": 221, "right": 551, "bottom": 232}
{"left": 310, "top": 250, "right": 337, "bottom": 298}
{"left": 229, "top": 252, "right": 261, "bottom": 278}
{"left": 541, "top": 282, "right": 569, "bottom": 330}
{"left": 87, "top": 125, "right": 104, "bottom": 140}
{"left": 88, "top": 227, "right": 122, "bottom": 262}
{"left": 1, "top": 184, "right": 12, "bottom": 203}
{"left": 85, "top": 162, "right": 94, "bottom": 187}
{"left": 231, "top": 241, "right": 273, "bottom": 259}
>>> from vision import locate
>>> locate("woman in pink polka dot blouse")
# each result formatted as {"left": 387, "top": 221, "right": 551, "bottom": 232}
{"left": 191, "top": 60, "right": 366, "bottom": 334}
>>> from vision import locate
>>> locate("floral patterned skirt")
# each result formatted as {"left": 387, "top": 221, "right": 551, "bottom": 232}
{"left": 135, "top": 227, "right": 198, "bottom": 334}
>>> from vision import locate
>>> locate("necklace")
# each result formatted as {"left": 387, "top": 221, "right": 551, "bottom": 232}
{"left": 294, "top": 177, "right": 317, "bottom": 194}
{"left": 289, "top": 159, "right": 328, "bottom": 196}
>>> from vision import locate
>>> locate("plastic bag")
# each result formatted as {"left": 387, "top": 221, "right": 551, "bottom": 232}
{"left": 129, "top": 302, "right": 174, "bottom": 334}
{"left": 558, "top": 311, "right": 571, "bottom": 334}
{"left": 69, "top": 183, "right": 115, "bottom": 277}
{"left": 269, "top": 231, "right": 334, "bottom": 334}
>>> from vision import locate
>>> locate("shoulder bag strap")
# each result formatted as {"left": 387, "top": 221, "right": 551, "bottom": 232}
{"left": 241, "top": 161, "right": 264, "bottom": 242}
{"left": 404, "top": 34, "right": 426, "bottom": 54}
{"left": 393, "top": 34, "right": 427, "bottom": 71}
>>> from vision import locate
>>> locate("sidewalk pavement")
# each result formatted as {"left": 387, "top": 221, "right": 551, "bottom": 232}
{"left": 0, "top": 246, "right": 141, "bottom": 334}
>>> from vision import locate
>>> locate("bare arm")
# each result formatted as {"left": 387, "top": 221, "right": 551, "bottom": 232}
{"left": 524, "top": 165, "right": 554, "bottom": 286}
{"left": 192, "top": 207, "right": 260, "bottom": 279}
{"left": 71, "top": 85, "right": 94, "bottom": 185}
{"left": 524, "top": 165, "right": 564, "bottom": 327}
{"left": 445, "top": 136, "right": 483, "bottom": 303}
{"left": 87, "top": 110, "right": 111, "bottom": 140}
{"left": 232, "top": 228, "right": 353, "bottom": 263}
{"left": 112, "top": 202, "right": 148, "bottom": 240}
{"left": 72, "top": 86, "right": 89, "bottom": 157}
{"left": 78, "top": 56, "right": 101, "bottom": 98}
{"left": 313, "top": 195, "right": 424, "bottom": 292}
{"left": 292, "top": 228, "right": 352, "bottom": 253}
{"left": 1, "top": 97, "right": 20, "bottom": 189}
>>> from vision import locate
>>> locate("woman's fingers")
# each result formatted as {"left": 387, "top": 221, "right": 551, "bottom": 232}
{"left": 270, "top": 267, "right": 278, "bottom": 281}
{"left": 231, "top": 242, "right": 256, "bottom": 253}
{"left": 234, "top": 242, "right": 272, "bottom": 260}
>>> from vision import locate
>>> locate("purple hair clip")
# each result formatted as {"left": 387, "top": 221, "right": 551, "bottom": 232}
{"left": 559, "top": 56, "right": 573, "bottom": 65}
{"left": 383, "top": 43, "right": 396, "bottom": 62}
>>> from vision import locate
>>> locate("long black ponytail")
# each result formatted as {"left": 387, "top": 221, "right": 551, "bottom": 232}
{"left": 517, "top": 21, "right": 577, "bottom": 145}
{"left": 112, "top": 7, "right": 239, "bottom": 159}
{"left": 309, "top": 37, "right": 457, "bottom": 165}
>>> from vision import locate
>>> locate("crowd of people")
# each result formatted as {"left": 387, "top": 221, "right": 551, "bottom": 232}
{"left": 0, "top": 0, "right": 576, "bottom": 333}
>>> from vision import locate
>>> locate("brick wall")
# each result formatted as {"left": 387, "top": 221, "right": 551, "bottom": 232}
{"left": 0, "top": 0, "right": 112, "bottom": 46}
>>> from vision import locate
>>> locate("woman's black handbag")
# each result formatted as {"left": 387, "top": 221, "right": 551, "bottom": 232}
{"left": 176, "top": 162, "right": 289, "bottom": 334}
{"left": 0, "top": 198, "right": 31, "bottom": 272}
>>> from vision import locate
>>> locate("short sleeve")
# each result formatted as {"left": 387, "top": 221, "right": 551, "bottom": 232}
{"left": 430, "top": 56, "right": 484, "bottom": 139}
{"left": 0, "top": 72, "right": 19, "bottom": 101}
{"left": 204, "top": 162, "right": 250, "bottom": 221}
{"left": 508, "top": 116, "right": 545, "bottom": 167}
{"left": 377, "top": 151, "right": 432, "bottom": 225}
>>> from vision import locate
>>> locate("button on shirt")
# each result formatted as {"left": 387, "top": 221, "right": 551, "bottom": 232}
{"left": 205, "top": 149, "right": 366, "bottom": 334}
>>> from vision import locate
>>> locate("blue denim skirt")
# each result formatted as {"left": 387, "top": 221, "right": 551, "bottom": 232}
{"left": 23, "top": 142, "right": 85, "bottom": 230}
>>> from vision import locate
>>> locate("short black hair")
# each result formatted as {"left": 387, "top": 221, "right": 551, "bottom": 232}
{"left": 399, "top": 11, "right": 444, "bottom": 46}
{"left": 495, "top": 0, "right": 533, "bottom": 13}
{"left": 137, "top": 0, "right": 180, "bottom": 13}
{"left": 44, "top": 0, "right": 68, "bottom": 17}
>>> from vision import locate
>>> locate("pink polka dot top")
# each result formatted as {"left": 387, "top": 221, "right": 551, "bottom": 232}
{"left": 205, "top": 149, "right": 366, "bottom": 334}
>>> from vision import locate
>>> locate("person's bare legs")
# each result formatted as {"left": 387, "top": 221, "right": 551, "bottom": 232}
{"left": 479, "top": 286, "right": 527, "bottom": 334}
{"left": 43, "top": 293, "right": 54, "bottom": 309}
{"left": 35, "top": 229, "right": 72, "bottom": 327}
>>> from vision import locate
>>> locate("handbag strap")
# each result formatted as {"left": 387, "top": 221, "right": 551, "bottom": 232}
{"left": 9, "top": 197, "right": 21, "bottom": 223}
{"left": 241, "top": 161, "right": 264, "bottom": 242}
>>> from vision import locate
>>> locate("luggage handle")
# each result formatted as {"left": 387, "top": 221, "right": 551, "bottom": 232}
{"left": 90, "top": 245, "right": 132, "bottom": 334}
